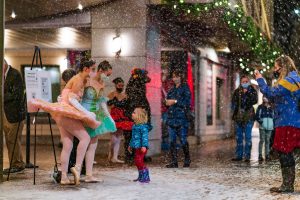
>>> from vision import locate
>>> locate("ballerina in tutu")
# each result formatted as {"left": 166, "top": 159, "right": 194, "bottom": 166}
{"left": 81, "top": 60, "right": 117, "bottom": 182}
{"left": 30, "top": 60, "right": 100, "bottom": 185}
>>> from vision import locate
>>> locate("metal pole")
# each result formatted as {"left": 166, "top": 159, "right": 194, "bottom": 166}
{"left": 0, "top": 0, "right": 5, "bottom": 183}
{"left": 25, "top": 113, "right": 32, "bottom": 167}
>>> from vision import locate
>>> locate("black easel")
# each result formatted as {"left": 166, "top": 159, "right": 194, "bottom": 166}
{"left": 7, "top": 46, "right": 59, "bottom": 185}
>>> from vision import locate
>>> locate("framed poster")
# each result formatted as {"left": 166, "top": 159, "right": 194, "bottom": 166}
{"left": 24, "top": 69, "right": 52, "bottom": 113}
{"left": 21, "top": 65, "right": 61, "bottom": 103}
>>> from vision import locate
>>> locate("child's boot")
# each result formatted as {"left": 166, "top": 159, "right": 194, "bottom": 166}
{"left": 133, "top": 170, "right": 142, "bottom": 182}
{"left": 139, "top": 168, "right": 150, "bottom": 183}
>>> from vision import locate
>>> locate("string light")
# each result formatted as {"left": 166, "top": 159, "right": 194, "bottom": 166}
{"left": 165, "top": 0, "right": 283, "bottom": 72}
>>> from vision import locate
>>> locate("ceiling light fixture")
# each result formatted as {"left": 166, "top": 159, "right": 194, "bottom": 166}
{"left": 78, "top": 3, "right": 83, "bottom": 10}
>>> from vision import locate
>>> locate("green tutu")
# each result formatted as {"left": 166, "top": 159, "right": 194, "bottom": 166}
{"left": 81, "top": 86, "right": 117, "bottom": 138}
{"left": 86, "top": 112, "right": 117, "bottom": 138}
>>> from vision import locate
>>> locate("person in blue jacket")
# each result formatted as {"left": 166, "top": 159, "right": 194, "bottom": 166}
{"left": 165, "top": 69, "right": 191, "bottom": 168}
{"left": 128, "top": 107, "right": 150, "bottom": 183}
{"left": 255, "top": 55, "right": 300, "bottom": 193}
{"left": 255, "top": 96, "right": 274, "bottom": 161}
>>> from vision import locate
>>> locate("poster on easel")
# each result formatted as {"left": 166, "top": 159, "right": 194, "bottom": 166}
{"left": 25, "top": 69, "right": 52, "bottom": 113}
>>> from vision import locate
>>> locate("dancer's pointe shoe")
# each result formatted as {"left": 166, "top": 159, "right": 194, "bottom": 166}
{"left": 70, "top": 166, "right": 81, "bottom": 185}
{"left": 84, "top": 175, "right": 103, "bottom": 183}
{"left": 60, "top": 177, "right": 72, "bottom": 185}
{"left": 111, "top": 158, "right": 125, "bottom": 164}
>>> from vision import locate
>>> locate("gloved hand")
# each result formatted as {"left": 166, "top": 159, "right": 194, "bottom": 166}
{"left": 100, "top": 102, "right": 110, "bottom": 117}
{"left": 68, "top": 94, "right": 95, "bottom": 118}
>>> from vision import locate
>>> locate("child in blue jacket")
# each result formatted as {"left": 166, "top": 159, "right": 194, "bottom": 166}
{"left": 256, "top": 97, "right": 274, "bottom": 161}
{"left": 128, "top": 107, "right": 150, "bottom": 183}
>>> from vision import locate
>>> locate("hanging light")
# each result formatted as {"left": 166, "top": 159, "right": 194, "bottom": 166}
{"left": 112, "top": 35, "right": 122, "bottom": 58}
{"left": 11, "top": 11, "right": 16, "bottom": 19}
{"left": 78, "top": 3, "right": 83, "bottom": 10}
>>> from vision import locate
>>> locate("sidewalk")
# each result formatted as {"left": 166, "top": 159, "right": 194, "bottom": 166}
{"left": 1, "top": 129, "right": 299, "bottom": 200}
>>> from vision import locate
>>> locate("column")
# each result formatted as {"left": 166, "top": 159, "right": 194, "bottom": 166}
{"left": 91, "top": 0, "right": 161, "bottom": 155}
{"left": 0, "top": 0, "right": 4, "bottom": 182}
{"left": 198, "top": 57, "right": 207, "bottom": 139}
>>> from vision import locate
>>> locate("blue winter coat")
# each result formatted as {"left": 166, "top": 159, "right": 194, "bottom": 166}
{"left": 129, "top": 124, "right": 149, "bottom": 149}
{"left": 166, "top": 83, "right": 191, "bottom": 128}
{"left": 257, "top": 71, "right": 300, "bottom": 128}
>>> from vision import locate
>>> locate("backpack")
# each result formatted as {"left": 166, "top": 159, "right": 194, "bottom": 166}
{"left": 259, "top": 107, "right": 274, "bottom": 130}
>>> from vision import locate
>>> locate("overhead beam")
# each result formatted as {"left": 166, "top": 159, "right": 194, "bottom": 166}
{"left": 5, "top": 11, "right": 91, "bottom": 29}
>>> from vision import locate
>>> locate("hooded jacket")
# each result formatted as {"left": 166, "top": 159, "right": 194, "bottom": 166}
{"left": 257, "top": 71, "right": 300, "bottom": 128}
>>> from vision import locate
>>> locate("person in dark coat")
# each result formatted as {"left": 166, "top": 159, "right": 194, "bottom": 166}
{"left": 3, "top": 59, "right": 26, "bottom": 174}
{"left": 255, "top": 55, "right": 300, "bottom": 193}
{"left": 231, "top": 75, "right": 258, "bottom": 162}
{"left": 165, "top": 69, "right": 191, "bottom": 168}
{"left": 123, "top": 68, "right": 152, "bottom": 164}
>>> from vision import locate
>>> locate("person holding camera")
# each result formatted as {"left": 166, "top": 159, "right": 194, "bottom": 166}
{"left": 231, "top": 75, "right": 258, "bottom": 162}
{"left": 255, "top": 55, "right": 300, "bottom": 193}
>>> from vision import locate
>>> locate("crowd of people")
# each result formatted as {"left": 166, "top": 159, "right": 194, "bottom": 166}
{"left": 2, "top": 57, "right": 193, "bottom": 185}
{"left": 231, "top": 55, "right": 300, "bottom": 193}
{"left": 3, "top": 54, "right": 300, "bottom": 194}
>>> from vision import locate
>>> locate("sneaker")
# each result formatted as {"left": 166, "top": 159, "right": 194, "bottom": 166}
{"left": 258, "top": 156, "right": 263, "bottom": 162}
{"left": 244, "top": 158, "right": 251, "bottom": 163}
{"left": 51, "top": 170, "right": 62, "bottom": 184}
{"left": 3, "top": 166, "right": 25, "bottom": 175}
{"left": 183, "top": 160, "right": 191, "bottom": 168}
{"left": 231, "top": 157, "right": 242, "bottom": 161}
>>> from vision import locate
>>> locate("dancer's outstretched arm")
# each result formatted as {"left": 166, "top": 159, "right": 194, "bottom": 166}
{"left": 69, "top": 93, "right": 96, "bottom": 119}
{"left": 100, "top": 100, "right": 110, "bottom": 117}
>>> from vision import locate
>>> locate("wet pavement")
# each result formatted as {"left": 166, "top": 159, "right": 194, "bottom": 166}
{"left": 1, "top": 129, "right": 300, "bottom": 200}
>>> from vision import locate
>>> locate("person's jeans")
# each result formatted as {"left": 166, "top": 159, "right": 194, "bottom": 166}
{"left": 235, "top": 121, "right": 254, "bottom": 159}
{"left": 259, "top": 128, "right": 272, "bottom": 158}
{"left": 161, "top": 113, "right": 169, "bottom": 150}
{"left": 168, "top": 126, "right": 188, "bottom": 146}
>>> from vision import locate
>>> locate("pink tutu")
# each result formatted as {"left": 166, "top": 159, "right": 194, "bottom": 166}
{"left": 29, "top": 89, "right": 100, "bottom": 129}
